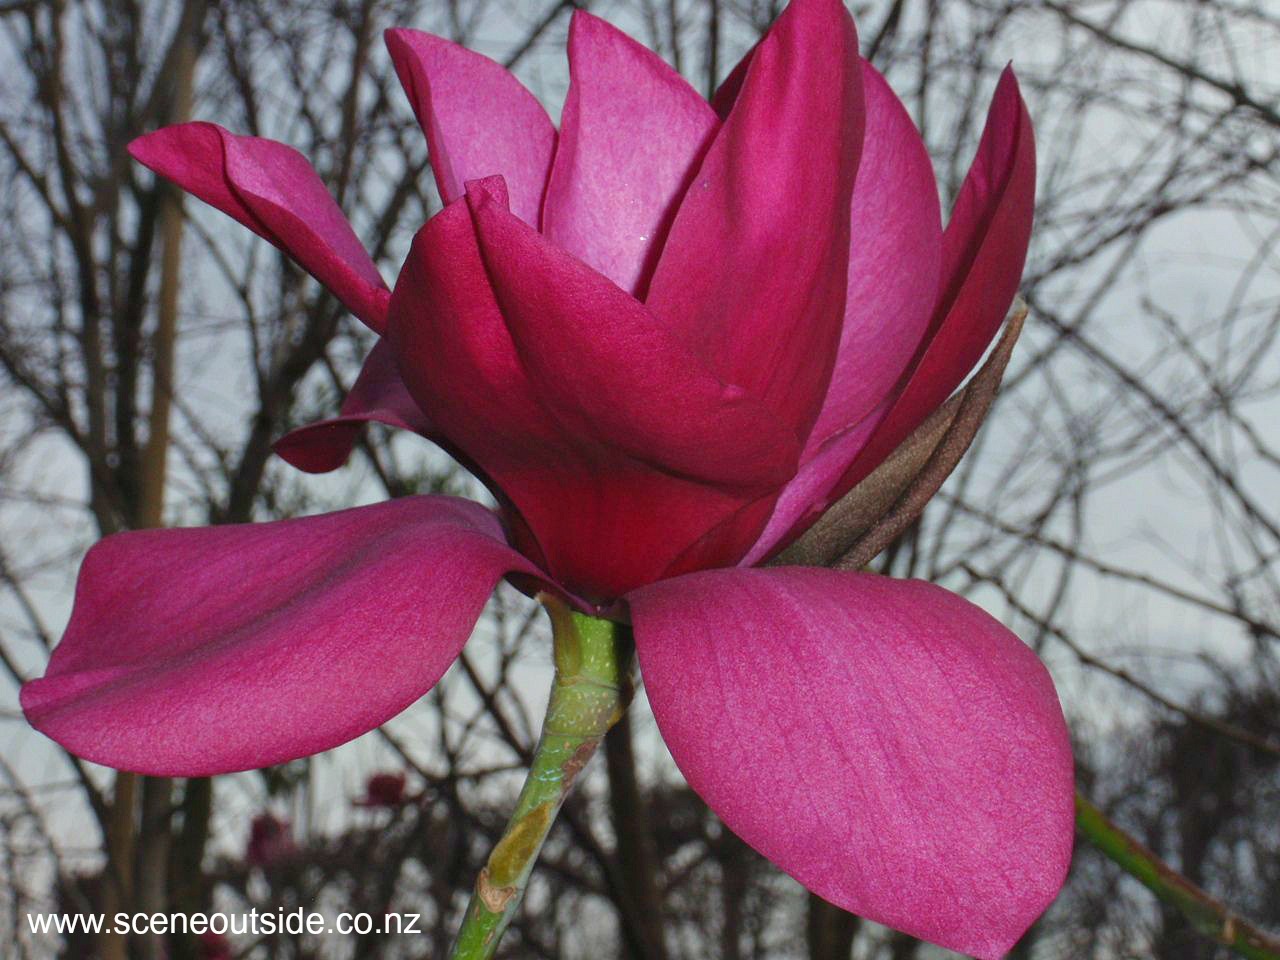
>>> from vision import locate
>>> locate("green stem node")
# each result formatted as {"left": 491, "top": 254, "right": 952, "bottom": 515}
{"left": 448, "top": 595, "right": 632, "bottom": 959}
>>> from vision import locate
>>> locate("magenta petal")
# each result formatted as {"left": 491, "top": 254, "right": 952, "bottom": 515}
{"left": 629, "top": 567, "right": 1074, "bottom": 959}
{"left": 21, "top": 497, "right": 538, "bottom": 775}
{"left": 839, "top": 67, "right": 1036, "bottom": 493}
{"left": 746, "top": 61, "right": 944, "bottom": 562}
{"left": 389, "top": 181, "right": 797, "bottom": 600}
{"left": 645, "top": 0, "right": 862, "bottom": 437}
{"left": 274, "top": 340, "right": 433, "bottom": 473}
{"left": 807, "top": 60, "right": 942, "bottom": 451}
{"left": 385, "top": 28, "right": 555, "bottom": 227}
{"left": 464, "top": 179, "right": 797, "bottom": 490}
{"left": 129, "top": 123, "right": 389, "bottom": 332}
{"left": 542, "top": 11, "right": 718, "bottom": 295}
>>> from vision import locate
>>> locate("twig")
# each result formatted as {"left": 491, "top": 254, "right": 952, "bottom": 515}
{"left": 1075, "top": 793, "right": 1280, "bottom": 960}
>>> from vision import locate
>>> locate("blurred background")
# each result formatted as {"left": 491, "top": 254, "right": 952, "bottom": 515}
{"left": 0, "top": 0, "right": 1277, "bottom": 958}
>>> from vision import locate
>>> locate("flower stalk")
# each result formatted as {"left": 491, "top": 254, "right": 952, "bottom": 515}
{"left": 1075, "top": 792, "right": 1280, "bottom": 960}
{"left": 449, "top": 596, "right": 632, "bottom": 960}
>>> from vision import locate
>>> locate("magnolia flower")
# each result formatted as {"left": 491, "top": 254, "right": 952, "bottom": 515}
{"left": 22, "top": 1, "right": 1072, "bottom": 955}
{"left": 246, "top": 813, "right": 297, "bottom": 869}
{"left": 355, "top": 771, "right": 409, "bottom": 809}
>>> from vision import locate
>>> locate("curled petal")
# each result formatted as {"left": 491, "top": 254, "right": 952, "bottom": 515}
{"left": 542, "top": 11, "right": 718, "bottom": 295}
{"left": 274, "top": 340, "right": 433, "bottom": 473}
{"left": 129, "top": 123, "right": 389, "bottom": 332}
{"left": 385, "top": 28, "right": 556, "bottom": 226}
{"left": 21, "top": 497, "right": 538, "bottom": 775}
{"left": 630, "top": 567, "right": 1074, "bottom": 959}
{"left": 645, "top": 0, "right": 863, "bottom": 437}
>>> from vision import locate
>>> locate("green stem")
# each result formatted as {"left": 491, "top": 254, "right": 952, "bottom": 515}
{"left": 1076, "top": 791, "right": 1280, "bottom": 960}
{"left": 449, "top": 595, "right": 632, "bottom": 960}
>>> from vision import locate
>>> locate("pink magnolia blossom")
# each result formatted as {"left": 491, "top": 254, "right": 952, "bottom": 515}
{"left": 355, "top": 771, "right": 410, "bottom": 809}
{"left": 246, "top": 813, "right": 297, "bottom": 869}
{"left": 21, "top": 1, "right": 1072, "bottom": 955}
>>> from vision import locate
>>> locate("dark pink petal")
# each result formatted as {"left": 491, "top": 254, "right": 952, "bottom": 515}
{"left": 629, "top": 567, "right": 1074, "bottom": 959}
{"left": 807, "top": 60, "right": 942, "bottom": 453}
{"left": 388, "top": 179, "right": 798, "bottom": 601}
{"left": 542, "top": 11, "right": 718, "bottom": 295}
{"left": 645, "top": 0, "right": 862, "bottom": 437}
{"left": 384, "top": 28, "right": 555, "bottom": 227}
{"left": 129, "top": 123, "right": 389, "bottom": 332}
{"left": 21, "top": 497, "right": 538, "bottom": 775}
{"left": 743, "top": 62, "right": 943, "bottom": 562}
{"left": 274, "top": 340, "right": 432, "bottom": 473}
{"left": 838, "top": 67, "right": 1036, "bottom": 493}
{"left": 465, "top": 179, "right": 796, "bottom": 489}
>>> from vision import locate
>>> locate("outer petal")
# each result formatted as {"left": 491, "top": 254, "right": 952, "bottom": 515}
{"left": 21, "top": 497, "right": 539, "bottom": 775}
{"left": 629, "top": 567, "right": 1074, "bottom": 959}
{"left": 274, "top": 339, "right": 433, "bottom": 473}
{"left": 838, "top": 67, "right": 1036, "bottom": 493}
{"left": 129, "top": 123, "right": 389, "bottom": 332}
{"left": 389, "top": 179, "right": 798, "bottom": 601}
{"left": 384, "top": 28, "right": 555, "bottom": 227}
{"left": 542, "top": 11, "right": 718, "bottom": 295}
{"left": 644, "top": 0, "right": 862, "bottom": 437}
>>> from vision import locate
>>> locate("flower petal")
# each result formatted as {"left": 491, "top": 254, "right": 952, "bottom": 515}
{"left": 129, "top": 123, "right": 389, "bottom": 332}
{"left": 465, "top": 179, "right": 797, "bottom": 490}
{"left": 21, "top": 497, "right": 538, "bottom": 775}
{"left": 629, "top": 567, "right": 1074, "bottom": 959}
{"left": 838, "top": 67, "right": 1036, "bottom": 494}
{"left": 644, "top": 0, "right": 863, "bottom": 437}
{"left": 388, "top": 179, "right": 797, "bottom": 601}
{"left": 274, "top": 339, "right": 433, "bottom": 473}
{"left": 807, "top": 60, "right": 942, "bottom": 452}
{"left": 384, "top": 28, "right": 556, "bottom": 227}
{"left": 745, "top": 61, "right": 943, "bottom": 561}
{"left": 542, "top": 11, "right": 718, "bottom": 295}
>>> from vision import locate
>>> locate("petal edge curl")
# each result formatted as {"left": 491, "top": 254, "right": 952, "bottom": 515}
{"left": 274, "top": 340, "right": 433, "bottom": 473}
{"left": 129, "top": 123, "right": 389, "bottom": 332}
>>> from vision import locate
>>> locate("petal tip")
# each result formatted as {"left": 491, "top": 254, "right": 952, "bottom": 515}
{"left": 994, "top": 62, "right": 1027, "bottom": 109}
{"left": 567, "top": 7, "right": 604, "bottom": 34}
{"left": 272, "top": 427, "right": 352, "bottom": 474}
{"left": 126, "top": 131, "right": 158, "bottom": 164}
{"left": 463, "top": 174, "right": 511, "bottom": 213}
{"left": 126, "top": 121, "right": 220, "bottom": 170}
